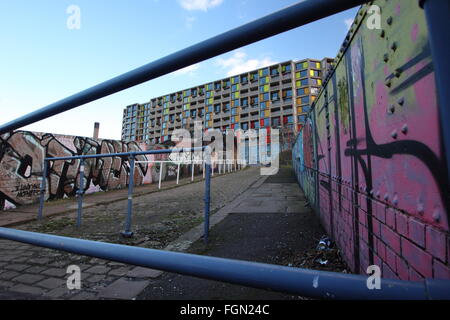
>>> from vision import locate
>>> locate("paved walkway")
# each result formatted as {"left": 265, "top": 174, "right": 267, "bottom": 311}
{"left": 137, "top": 168, "right": 325, "bottom": 300}
{"left": 0, "top": 167, "right": 327, "bottom": 300}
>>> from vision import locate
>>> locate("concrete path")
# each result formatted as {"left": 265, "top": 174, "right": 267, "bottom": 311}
{"left": 137, "top": 168, "right": 326, "bottom": 300}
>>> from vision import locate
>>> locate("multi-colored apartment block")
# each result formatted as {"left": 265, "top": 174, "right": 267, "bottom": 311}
{"left": 121, "top": 58, "right": 333, "bottom": 147}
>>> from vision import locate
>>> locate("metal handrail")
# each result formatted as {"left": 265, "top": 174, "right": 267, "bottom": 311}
{"left": 40, "top": 146, "right": 212, "bottom": 240}
{"left": 0, "top": 227, "right": 449, "bottom": 300}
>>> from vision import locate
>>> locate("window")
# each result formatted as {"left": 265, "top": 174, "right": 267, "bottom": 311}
{"left": 241, "top": 75, "right": 248, "bottom": 83}
{"left": 259, "top": 68, "right": 269, "bottom": 77}
{"left": 242, "top": 122, "right": 249, "bottom": 131}
{"left": 272, "top": 117, "right": 281, "bottom": 127}
{"left": 281, "top": 64, "right": 292, "bottom": 73}
{"left": 259, "top": 85, "right": 269, "bottom": 93}
{"left": 241, "top": 97, "right": 248, "bottom": 107}
{"left": 231, "top": 108, "right": 237, "bottom": 116}
{"left": 214, "top": 104, "right": 221, "bottom": 113}
{"left": 271, "top": 92, "right": 279, "bottom": 101}
{"left": 233, "top": 99, "right": 240, "bottom": 107}
{"left": 259, "top": 76, "right": 269, "bottom": 85}
{"left": 297, "top": 87, "right": 310, "bottom": 96}
{"left": 260, "top": 102, "right": 267, "bottom": 110}
{"left": 283, "top": 89, "right": 292, "bottom": 98}
{"left": 271, "top": 67, "right": 279, "bottom": 77}
{"left": 301, "top": 96, "right": 310, "bottom": 104}
{"left": 310, "top": 70, "right": 321, "bottom": 77}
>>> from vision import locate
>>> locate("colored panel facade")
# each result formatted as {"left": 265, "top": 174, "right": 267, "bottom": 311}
{"left": 121, "top": 58, "right": 333, "bottom": 148}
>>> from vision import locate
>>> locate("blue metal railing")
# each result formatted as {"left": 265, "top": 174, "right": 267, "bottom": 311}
{"left": 39, "top": 146, "right": 211, "bottom": 239}
{"left": 0, "top": 0, "right": 449, "bottom": 299}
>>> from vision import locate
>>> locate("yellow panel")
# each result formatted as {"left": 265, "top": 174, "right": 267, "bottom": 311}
{"left": 296, "top": 97, "right": 302, "bottom": 105}
{"left": 310, "top": 70, "right": 314, "bottom": 77}
{"left": 318, "top": 79, "right": 322, "bottom": 86}
{"left": 296, "top": 72, "right": 300, "bottom": 79}
{"left": 297, "top": 107, "right": 302, "bottom": 113}
{"left": 264, "top": 110, "right": 270, "bottom": 117}
{"left": 303, "top": 62, "right": 308, "bottom": 69}
{"left": 316, "top": 62, "right": 321, "bottom": 69}
{"left": 296, "top": 80, "right": 301, "bottom": 87}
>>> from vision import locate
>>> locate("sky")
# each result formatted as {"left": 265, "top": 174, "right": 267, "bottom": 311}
{"left": 0, "top": 0, "right": 359, "bottom": 140}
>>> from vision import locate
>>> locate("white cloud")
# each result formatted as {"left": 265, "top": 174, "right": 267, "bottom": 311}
{"left": 216, "top": 51, "right": 276, "bottom": 77}
{"left": 344, "top": 18, "right": 354, "bottom": 30}
{"left": 179, "top": 0, "right": 224, "bottom": 12}
{"left": 172, "top": 63, "right": 200, "bottom": 76}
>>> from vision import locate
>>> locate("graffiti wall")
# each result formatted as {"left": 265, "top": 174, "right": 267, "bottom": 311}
{"left": 293, "top": 0, "right": 449, "bottom": 280}
{"left": 0, "top": 131, "right": 168, "bottom": 210}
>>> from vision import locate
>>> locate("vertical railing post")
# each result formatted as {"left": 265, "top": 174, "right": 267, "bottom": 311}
{"left": 176, "top": 162, "right": 181, "bottom": 185}
{"left": 191, "top": 162, "right": 195, "bottom": 182}
{"left": 122, "top": 154, "right": 135, "bottom": 238}
{"left": 76, "top": 158, "right": 85, "bottom": 227}
{"left": 158, "top": 161, "right": 163, "bottom": 189}
{"left": 38, "top": 160, "right": 48, "bottom": 221}
{"left": 204, "top": 147, "right": 212, "bottom": 244}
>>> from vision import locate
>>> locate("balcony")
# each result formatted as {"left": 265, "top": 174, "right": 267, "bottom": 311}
{"left": 282, "top": 82, "right": 292, "bottom": 89}
{"left": 282, "top": 72, "right": 292, "bottom": 80}
{"left": 271, "top": 110, "right": 282, "bottom": 117}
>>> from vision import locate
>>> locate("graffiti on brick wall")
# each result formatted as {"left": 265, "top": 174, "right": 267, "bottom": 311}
{"left": 293, "top": 0, "right": 450, "bottom": 280}
{"left": 0, "top": 131, "right": 152, "bottom": 210}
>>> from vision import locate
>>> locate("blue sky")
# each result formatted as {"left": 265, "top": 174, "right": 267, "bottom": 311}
{"left": 0, "top": 0, "right": 359, "bottom": 140}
